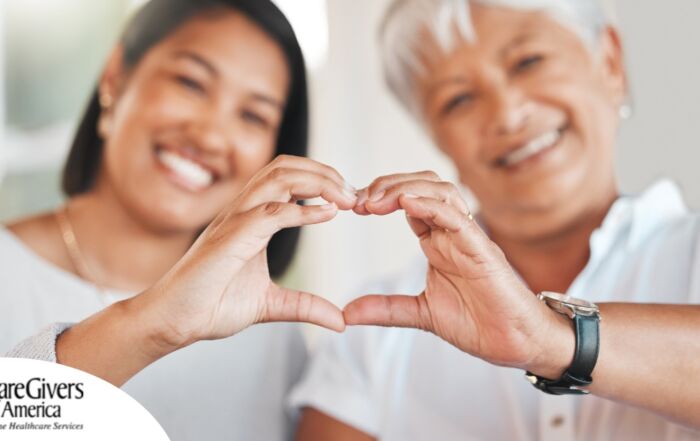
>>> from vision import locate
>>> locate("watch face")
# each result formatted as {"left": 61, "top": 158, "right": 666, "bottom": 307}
{"left": 539, "top": 291, "right": 599, "bottom": 314}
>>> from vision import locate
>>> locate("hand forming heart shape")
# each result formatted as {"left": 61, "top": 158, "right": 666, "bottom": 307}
{"left": 137, "top": 155, "right": 559, "bottom": 375}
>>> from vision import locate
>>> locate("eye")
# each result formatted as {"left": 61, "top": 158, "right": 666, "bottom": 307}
{"left": 512, "top": 55, "right": 544, "bottom": 74}
{"left": 241, "top": 110, "right": 271, "bottom": 129}
{"left": 441, "top": 92, "right": 475, "bottom": 115}
{"left": 174, "top": 75, "right": 206, "bottom": 94}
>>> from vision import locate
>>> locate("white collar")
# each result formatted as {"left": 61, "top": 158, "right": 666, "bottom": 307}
{"left": 590, "top": 179, "right": 687, "bottom": 262}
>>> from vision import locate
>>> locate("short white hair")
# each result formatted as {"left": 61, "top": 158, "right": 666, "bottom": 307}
{"left": 380, "top": 0, "right": 612, "bottom": 117}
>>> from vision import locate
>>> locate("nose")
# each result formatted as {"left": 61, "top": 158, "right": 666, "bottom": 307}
{"left": 484, "top": 86, "right": 533, "bottom": 137}
{"left": 188, "top": 106, "right": 233, "bottom": 155}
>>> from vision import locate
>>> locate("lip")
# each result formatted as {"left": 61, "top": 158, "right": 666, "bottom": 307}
{"left": 492, "top": 124, "right": 568, "bottom": 170}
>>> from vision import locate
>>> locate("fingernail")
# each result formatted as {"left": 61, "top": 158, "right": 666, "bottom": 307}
{"left": 342, "top": 187, "right": 358, "bottom": 201}
{"left": 344, "top": 181, "right": 356, "bottom": 192}
{"left": 403, "top": 193, "right": 418, "bottom": 199}
{"left": 355, "top": 189, "right": 368, "bottom": 206}
{"left": 320, "top": 202, "right": 337, "bottom": 210}
{"left": 369, "top": 190, "right": 386, "bottom": 203}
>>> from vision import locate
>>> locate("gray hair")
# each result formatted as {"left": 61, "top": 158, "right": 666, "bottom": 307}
{"left": 380, "top": 0, "right": 612, "bottom": 118}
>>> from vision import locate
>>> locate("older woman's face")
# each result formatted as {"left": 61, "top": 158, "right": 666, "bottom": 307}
{"left": 97, "top": 10, "right": 289, "bottom": 233}
{"left": 416, "top": 5, "right": 626, "bottom": 239}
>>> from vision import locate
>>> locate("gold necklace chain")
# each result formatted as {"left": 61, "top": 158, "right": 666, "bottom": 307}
{"left": 55, "top": 205, "right": 106, "bottom": 294}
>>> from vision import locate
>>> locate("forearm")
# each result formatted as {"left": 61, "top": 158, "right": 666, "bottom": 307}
{"left": 532, "top": 303, "right": 700, "bottom": 428}
{"left": 56, "top": 292, "right": 180, "bottom": 387}
{"left": 590, "top": 304, "right": 700, "bottom": 426}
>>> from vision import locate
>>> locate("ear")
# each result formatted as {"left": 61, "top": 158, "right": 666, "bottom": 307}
{"left": 597, "top": 26, "right": 628, "bottom": 109}
{"left": 97, "top": 45, "right": 127, "bottom": 139}
{"left": 98, "top": 45, "right": 127, "bottom": 102}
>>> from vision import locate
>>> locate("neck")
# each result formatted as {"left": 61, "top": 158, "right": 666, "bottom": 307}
{"left": 65, "top": 185, "right": 196, "bottom": 292}
{"left": 487, "top": 194, "right": 618, "bottom": 294}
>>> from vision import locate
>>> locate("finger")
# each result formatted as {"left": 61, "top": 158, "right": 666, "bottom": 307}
{"left": 405, "top": 214, "right": 430, "bottom": 238}
{"left": 268, "top": 155, "right": 353, "bottom": 192}
{"left": 220, "top": 202, "right": 337, "bottom": 245}
{"left": 196, "top": 203, "right": 338, "bottom": 271}
{"left": 264, "top": 284, "right": 346, "bottom": 332}
{"left": 343, "top": 293, "right": 432, "bottom": 331}
{"left": 254, "top": 202, "right": 338, "bottom": 236}
{"left": 400, "top": 195, "right": 495, "bottom": 257}
{"left": 399, "top": 194, "right": 469, "bottom": 232}
{"left": 352, "top": 188, "right": 371, "bottom": 215}
{"left": 355, "top": 171, "right": 440, "bottom": 214}
{"left": 239, "top": 168, "right": 357, "bottom": 212}
{"left": 364, "top": 171, "right": 441, "bottom": 198}
{"left": 365, "top": 180, "right": 469, "bottom": 216}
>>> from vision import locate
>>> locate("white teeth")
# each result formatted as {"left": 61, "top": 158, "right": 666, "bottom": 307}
{"left": 502, "top": 129, "right": 561, "bottom": 167}
{"left": 157, "top": 149, "right": 214, "bottom": 190}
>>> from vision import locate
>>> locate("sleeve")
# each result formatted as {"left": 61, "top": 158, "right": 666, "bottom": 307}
{"left": 287, "top": 325, "right": 386, "bottom": 436}
{"left": 4, "top": 323, "right": 73, "bottom": 362}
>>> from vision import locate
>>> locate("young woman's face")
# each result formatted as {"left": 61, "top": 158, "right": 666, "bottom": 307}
{"left": 416, "top": 5, "right": 626, "bottom": 239}
{"left": 98, "top": 10, "right": 289, "bottom": 233}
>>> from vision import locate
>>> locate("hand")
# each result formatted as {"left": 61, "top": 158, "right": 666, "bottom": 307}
{"left": 346, "top": 172, "right": 569, "bottom": 372}
{"left": 138, "top": 155, "right": 358, "bottom": 350}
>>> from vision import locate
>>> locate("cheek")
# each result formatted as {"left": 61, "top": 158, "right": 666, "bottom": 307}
{"left": 229, "top": 134, "right": 277, "bottom": 184}
{"left": 119, "top": 82, "right": 199, "bottom": 133}
{"left": 564, "top": 83, "right": 618, "bottom": 158}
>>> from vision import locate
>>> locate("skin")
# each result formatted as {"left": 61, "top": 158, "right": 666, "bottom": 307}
{"left": 413, "top": 5, "right": 624, "bottom": 295}
{"left": 296, "top": 5, "right": 700, "bottom": 439}
{"left": 57, "top": 154, "right": 358, "bottom": 386}
{"left": 8, "top": 3, "right": 698, "bottom": 436}
{"left": 9, "top": 10, "right": 293, "bottom": 292}
{"left": 7, "top": 8, "right": 362, "bottom": 382}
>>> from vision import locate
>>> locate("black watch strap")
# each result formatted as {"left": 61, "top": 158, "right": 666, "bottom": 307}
{"left": 527, "top": 312, "right": 600, "bottom": 395}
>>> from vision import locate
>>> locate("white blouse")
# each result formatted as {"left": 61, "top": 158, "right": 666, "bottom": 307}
{"left": 0, "top": 228, "right": 307, "bottom": 441}
{"left": 290, "top": 180, "right": 700, "bottom": 441}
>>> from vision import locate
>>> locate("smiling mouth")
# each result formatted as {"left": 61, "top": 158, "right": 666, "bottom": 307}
{"left": 495, "top": 125, "right": 567, "bottom": 168}
{"left": 155, "top": 147, "right": 216, "bottom": 192}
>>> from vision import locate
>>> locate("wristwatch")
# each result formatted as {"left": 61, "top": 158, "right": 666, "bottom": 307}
{"left": 525, "top": 291, "right": 600, "bottom": 395}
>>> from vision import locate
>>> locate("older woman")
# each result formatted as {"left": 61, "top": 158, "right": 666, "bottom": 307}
{"left": 292, "top": 1, "right": 700, "bottom": 440}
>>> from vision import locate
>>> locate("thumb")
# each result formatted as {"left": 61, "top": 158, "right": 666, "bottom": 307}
{"left": 343, "top": 293, "right": 433, "bottom": 331}
{"left": 262, "top": 284, "right": 346, "bottom": 332}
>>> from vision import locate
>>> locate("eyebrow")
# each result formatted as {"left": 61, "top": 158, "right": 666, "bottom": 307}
{"left": 251, "top": 92, "right": 284, "bottom": 109}
{"left": 500, "top": 33, "right": 536, "bottom": 58}
{"left": 172, "top": 50, "right": 218, "bottom": 78}
{"left": 172, "top": 50, "right": 284, "bottom": 109}
{"left": 426, "top": 76, "right": 471, "bottom": 99}
{"left": 427, "top": 32, "right": 538, "bottom": 95}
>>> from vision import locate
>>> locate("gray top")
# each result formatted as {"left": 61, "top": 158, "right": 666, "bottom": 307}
{"left": 0, "top": 227, "right": 307, "bottom": 441}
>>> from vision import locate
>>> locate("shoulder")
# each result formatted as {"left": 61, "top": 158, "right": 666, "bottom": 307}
{"left": 633, "top": 212, "right": 700, "bottom": 259}
{"left": 5, "top": 211, "right": 73, "bottom": 274}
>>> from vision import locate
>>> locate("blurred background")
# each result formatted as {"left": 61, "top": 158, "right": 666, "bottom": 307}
{"left": 1, "top": 0, "right": 699, "bottom": 327}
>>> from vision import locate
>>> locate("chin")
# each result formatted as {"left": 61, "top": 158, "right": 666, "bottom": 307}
{"left": 486, "top": 173, "right": 592, "bottom": 238}
{"left": 501, "top": 170, "right": 580, "bottom": 211}
{"left": 129, "top": 199, "right": 216, "bottom": 235}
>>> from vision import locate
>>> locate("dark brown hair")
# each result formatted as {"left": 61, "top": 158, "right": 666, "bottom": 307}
{"left": 62, "top": 0, "right": 308, "bottom": 277}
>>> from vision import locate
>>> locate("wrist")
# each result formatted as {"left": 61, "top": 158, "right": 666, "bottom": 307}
{"left": 123, "top": 288, "right": 192, "bottom": 357}
{"left": 526, "top": 307, "right": 576, "bottom": 379}
{"left": 54, "top": 294, "right": 183, "bottom": 386}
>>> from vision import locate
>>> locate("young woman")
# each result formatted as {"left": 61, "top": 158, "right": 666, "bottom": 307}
{"left": 292, "top": 1, "right": 700, "bottom": 440}
{"left": 1, "top": 0, "right": 356, "bottom": 439}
